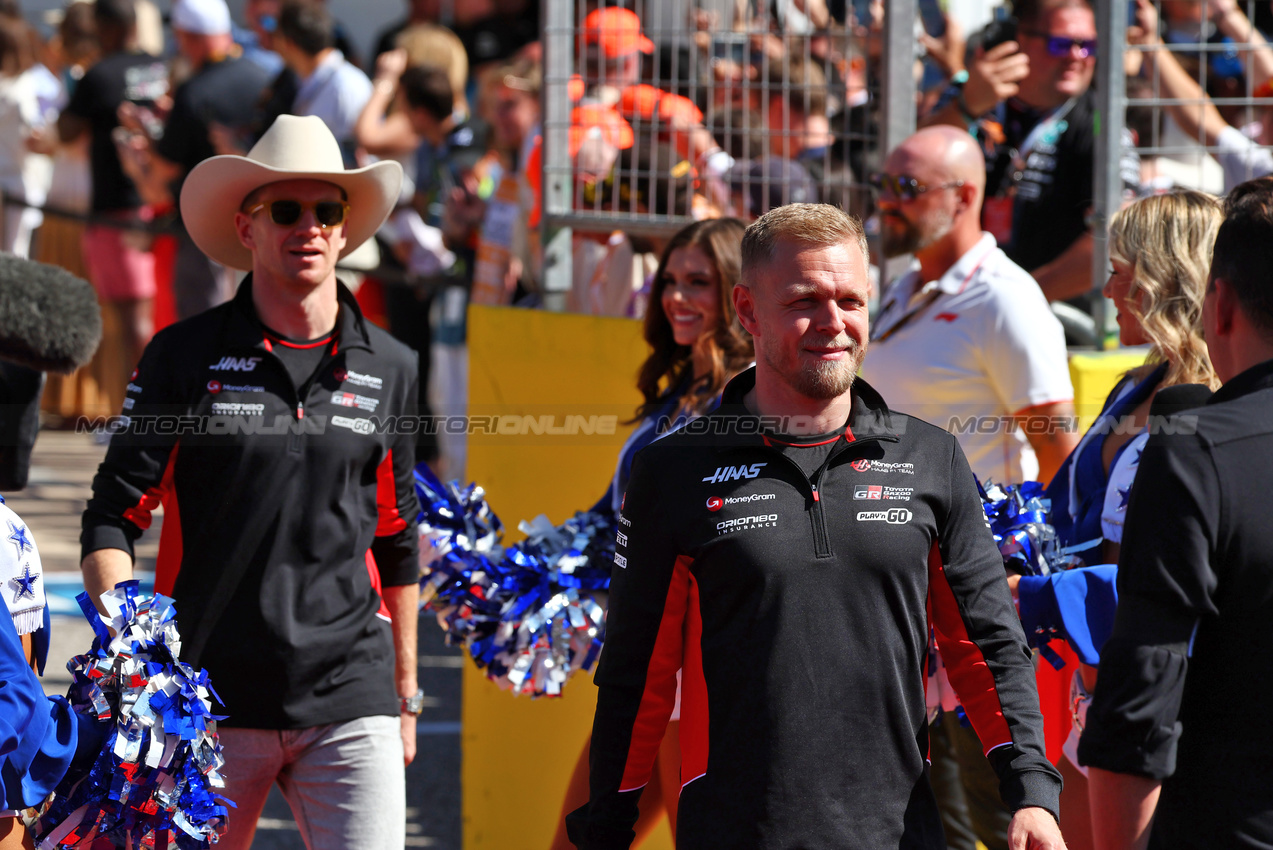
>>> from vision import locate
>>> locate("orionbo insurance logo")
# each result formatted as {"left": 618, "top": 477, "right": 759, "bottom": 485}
{"left": 716, "top": 514, "right": 778, "bottom": 535}
{"left": 857, "top": 508, "right": 913, "bottom": 524}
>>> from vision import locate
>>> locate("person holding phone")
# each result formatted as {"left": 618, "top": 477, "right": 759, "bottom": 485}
{"left": 924, "top": 0, "right": 1140, "bottom": 308}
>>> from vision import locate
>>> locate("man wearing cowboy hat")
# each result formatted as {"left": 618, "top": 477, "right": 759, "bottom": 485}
{"left": 80, "top": 114, "right": 421, "bottom": 850}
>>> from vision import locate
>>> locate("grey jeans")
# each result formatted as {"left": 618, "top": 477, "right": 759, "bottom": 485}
{"left": 216, "top": 715, "right": 405, "bottom": 850}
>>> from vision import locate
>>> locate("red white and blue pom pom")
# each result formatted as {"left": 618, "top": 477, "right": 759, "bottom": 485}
{"left": 978, "top": 479, "right": 1082, "bottom": 577}
{"left": 415, "top": 465, "right": 612, "bottom": 697}
{"left": 32, "top": 581, "right": 231, "bottom": 849}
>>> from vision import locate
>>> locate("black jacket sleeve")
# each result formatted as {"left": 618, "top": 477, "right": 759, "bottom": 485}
{"left": 1078, "top": 431, "right": 1217, "bottom": 779}
{"left": 81, "top": 330, "right": 182, "bottom": 561}
{"left": 566, "top": 447, "right": 688, "bottom": 849}
{"left": 930, "top": 436, "right": 1063, "bottom": 818}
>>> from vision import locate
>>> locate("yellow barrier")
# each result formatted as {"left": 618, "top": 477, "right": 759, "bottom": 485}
{"left": 1068, "top": 349, "right": 1149, "bottom": 432}
{"left": 460, "top": 304, "right": 1146, "bottom": 849}
{"left": 463, "top": 305, "right": 675, "bottom": 850}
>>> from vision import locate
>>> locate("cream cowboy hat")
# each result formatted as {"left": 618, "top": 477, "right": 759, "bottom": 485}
{"left": 180, "top": 115, "right": 403, "bottom": 271}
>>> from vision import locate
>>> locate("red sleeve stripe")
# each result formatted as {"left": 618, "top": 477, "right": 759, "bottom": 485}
{"left": 365, "top": 549, "right": 392, "bottom": 620}
{"left": 153, "top": 446, "right": 182, "bottom": 596}
{"left": 121, "top": 449, "right": 176, "bottom": 532}
{"left": 619, "top": 554, "right": 692, "bottom": 792}
{"left": 375, "top": 449, "right": 409, "bottom": 535}
{"left": 927, "top": 541, "right": 1013, "bottom": 754}
{"left": 679, "top": 570, "right": 709, "bottom": 791}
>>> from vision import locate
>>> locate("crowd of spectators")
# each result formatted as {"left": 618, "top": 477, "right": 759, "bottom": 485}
{"left": 0, "top": 0, "right": 1269, "bottom": 846}
{"left": 4, "top": 0, "right": 1268, "bottom": 480}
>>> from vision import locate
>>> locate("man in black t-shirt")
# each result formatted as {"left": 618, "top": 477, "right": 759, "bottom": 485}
{"left": 118, "top": 0, "right": 271, "bottom": 321}
{"left": 926, "top": 0, "right": 1139, "bottom": 306}
{"left": 57, "top": 0, "right": 167, "bottom": 371}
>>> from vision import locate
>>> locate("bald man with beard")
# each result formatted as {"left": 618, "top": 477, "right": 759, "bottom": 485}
{"left": 862, "top": 126, "right": 1078, "bottom": 850}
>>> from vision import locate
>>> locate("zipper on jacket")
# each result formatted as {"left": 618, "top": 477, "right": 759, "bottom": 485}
{"left": 770, "top": 451, "right": 835, "bottom": 558}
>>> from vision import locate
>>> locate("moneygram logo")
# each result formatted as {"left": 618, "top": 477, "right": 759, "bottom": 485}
{"left": 856, "top": 509, "right": 912, "bottom": 524}
{"left": 724, "top": 493, "right": 776, "bottom": 504}
{"left": 706, "top": 496, "right": 724, "bottom": 512}
{"left": 849, "top": 459, "right": 915, "bottom": 475}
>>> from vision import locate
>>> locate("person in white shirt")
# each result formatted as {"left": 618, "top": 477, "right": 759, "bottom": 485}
{"left": 863, "top": 125, "right": 1078, "bottom": 486}
{"left": 273, "top": 0, "right": 371, "bottom": 166}
{"left": 861, "top": 123, "right": 1080, "bottom": 850}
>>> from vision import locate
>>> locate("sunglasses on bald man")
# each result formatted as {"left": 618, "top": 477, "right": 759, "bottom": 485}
{"left": 247, "top": 199, "right": 351, "bottom": 229}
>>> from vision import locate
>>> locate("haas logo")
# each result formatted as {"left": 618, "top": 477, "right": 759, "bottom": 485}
{"left": 706, "top": 496, "right": 724, "bottom": 512}
{"left": 851, "top": 458, "right": 871, "bottom": 472}
{"left": 210, "top": 356, "right": 262, "bottom": 372}
{"left": 702, "top": 463, "right": 767, "bottom": 484}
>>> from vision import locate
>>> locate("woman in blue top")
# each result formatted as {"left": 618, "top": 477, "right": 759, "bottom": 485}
{"left": 553, "top": 217, "right": 752, "bottom": 849}
{"left": 1022, "top": 190, "right": 1221, "bottom": 850}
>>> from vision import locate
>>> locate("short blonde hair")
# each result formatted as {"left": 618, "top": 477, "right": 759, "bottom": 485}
{"left": 741, "top": 203, "right": 868, "bottom": 282}
{"left": 1109, "top": 189, "right": 1222, "bottom": 389}
{"left": 396, "top": 23, "right": 468, "bottom": 107}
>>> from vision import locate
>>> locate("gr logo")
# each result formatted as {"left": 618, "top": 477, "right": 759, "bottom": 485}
{"left": 856, "top": 508, "right": 913, "bottom": 524}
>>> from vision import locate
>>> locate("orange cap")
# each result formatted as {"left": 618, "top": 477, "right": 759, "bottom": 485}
{"left": 569, "top": 104, "right": 635, "bottom": 157}
{"left": 582, "top": 7, "right": 654, "bottom": 58}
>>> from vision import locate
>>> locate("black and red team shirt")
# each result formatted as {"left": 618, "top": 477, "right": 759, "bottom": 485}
{"left": 81, "top": 277, "right": 420, "bottom": 729}
{"left": 567, "top": 368, "right": 1061, "bottom": 849}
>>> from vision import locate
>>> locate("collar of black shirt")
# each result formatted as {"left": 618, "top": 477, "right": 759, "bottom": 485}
{"left": 1209, "top": 357, "right": 1273, "bottom": 406}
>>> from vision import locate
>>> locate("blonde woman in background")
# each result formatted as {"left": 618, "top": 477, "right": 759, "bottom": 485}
{"left": 1024, "top": 189, "right": 1223, "bottom": 850}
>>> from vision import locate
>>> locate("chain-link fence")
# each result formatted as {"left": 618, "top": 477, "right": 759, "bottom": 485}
{"left": 539, "top": 0, "right": 916, "bottom": 301}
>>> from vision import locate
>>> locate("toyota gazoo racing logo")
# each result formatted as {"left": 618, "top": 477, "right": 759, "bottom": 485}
{"left": 706, "top": 496, "right": 724, "bottom": 512}
{"left": 856, "top": 508, "right": 913, "bottom": 524}
{"left": 716, "top": 513, "right": 778, "bottom": 535}
{"left": 854, "top": 484, "right": 912, "bottom": 501}
{"left": 702, "top": 463, "right": 766, "bottom": 484}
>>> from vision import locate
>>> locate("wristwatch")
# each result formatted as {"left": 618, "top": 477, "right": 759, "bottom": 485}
{"left": 401, "top": 689, "right": 426, "bottom": 715}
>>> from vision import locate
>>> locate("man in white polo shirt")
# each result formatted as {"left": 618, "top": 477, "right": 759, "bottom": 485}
{"left": 862, "top": 125, "right": 1077, "bottom": 487}
{"left": 860, "top": 125, "right": 1077, "bottom": 850}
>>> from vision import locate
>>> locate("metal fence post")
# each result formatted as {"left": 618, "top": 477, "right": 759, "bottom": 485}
{"left": 1091, "top": 0, "right": 1128, "bottom": 346}
{"left": 881, "top": 0, "right": 917, "bottom": 160}
{"left": 541, "top": 0, "right": 574, "bottom": 311}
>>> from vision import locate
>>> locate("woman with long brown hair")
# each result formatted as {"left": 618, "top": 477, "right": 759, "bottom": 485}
{"left": 553, "top": 217, "right": 752, "bottom": 848}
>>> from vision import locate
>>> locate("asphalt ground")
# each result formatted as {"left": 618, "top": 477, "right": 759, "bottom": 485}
{"left": 12, "top": 430, "right": 463, "bottom": 850}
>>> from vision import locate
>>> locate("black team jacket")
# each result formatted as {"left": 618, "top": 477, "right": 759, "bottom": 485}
{"left": 1080, "top": 359, "right": 1273, "bottom": 848}
{"left": 567, "top": 367, "right": 1061, "bottom": 849}
{"left": 81, "top": 278, "right": 420, "bottom": 729}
